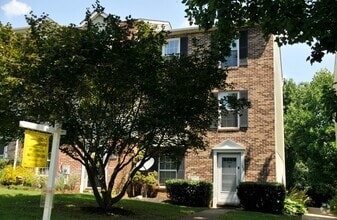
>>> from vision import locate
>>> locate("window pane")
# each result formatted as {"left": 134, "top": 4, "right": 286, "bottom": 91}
{"left": 221, "top": 111, "right": 238, "bottom": 127}
{"left": 224, "top": 50, "right": 238, "bottom": 66}
{"left": 163, "top": 39, "right": 180, "bottom": 56}
{"left": 159, "top": 171, "right": 177, "bottom": 185}
{"left": 221, "top": 158, "right": 237, "bottom": 192}
{"left": 221, "top": 39, "right": 239, "bottom": 67}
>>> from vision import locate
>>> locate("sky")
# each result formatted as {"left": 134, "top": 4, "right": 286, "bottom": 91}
{"left": 0, "top": 0, "right": 335, "bottom": 84}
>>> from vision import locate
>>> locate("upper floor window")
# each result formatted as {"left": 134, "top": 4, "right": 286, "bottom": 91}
{"left": 219, "top": 91, "right": 240, "bottom": 128}
{"left": 221, "top": 39, "right": 239, "bottom": 67}
{"left": 162, "top": 37, "right": 188, "bottom": 58}
{"left": 162, "top": 38, "right": 180, "bottom": 57}
{"left": 220, "top": 30, "right": 248, "bottom": 67}
{"left": 211, "top": 90, "right": 248, "bottom": 130}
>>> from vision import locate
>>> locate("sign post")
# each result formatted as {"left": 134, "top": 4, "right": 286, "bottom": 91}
{"left": 19, "top": 121, "right": 66, "bottom": 220}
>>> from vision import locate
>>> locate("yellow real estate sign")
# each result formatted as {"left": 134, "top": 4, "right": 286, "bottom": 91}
{"left": 22, "top": 130, "right": 50, "bottom": 168}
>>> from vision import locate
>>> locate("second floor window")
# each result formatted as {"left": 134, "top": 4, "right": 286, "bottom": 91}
{"left": 221, "top": 39, "right": 239, "bottom": 67}
{"left": 220, "top": 30, "right": 248, "bottom": 67}
{"left": 162, "top": 38, "right": 180, "bottom": 57}
{"left": 211, "top": 90, "right": 248, "bottom": 130}
{"left": 219, "top": 91, "right": 239, "bottom": 128}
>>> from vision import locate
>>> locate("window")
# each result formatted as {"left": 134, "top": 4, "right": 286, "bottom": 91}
{"left": 154, "top": 155, "right": 184, "bottom": 186}
{"left": 162, "top": 38, "right": 180, "bottom": 57}
{"left": 211, "top": 90, "right": 248, "bottom": 130}
{"left": 221, "top": 39, "right": 239, "bottom": 67}
{"left": 162, "top": 37, "right": 188, "bottom": 58}
{"left": 220, "top": 30, "right": 248, "bottom": 67}
{"left": 219, "top": 92, "right": 239, "bottom": 128}
{"left": 0, "top": 146, "right": 7, "bottom": 159}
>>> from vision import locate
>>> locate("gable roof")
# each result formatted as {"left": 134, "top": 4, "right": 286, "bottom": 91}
{"left": 212, "top": 140, "right": 245, "bottom": 151}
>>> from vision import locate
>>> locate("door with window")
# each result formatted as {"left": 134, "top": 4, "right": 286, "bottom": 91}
{"left": 217, "top": 154, "right": 241, "bottom": 205}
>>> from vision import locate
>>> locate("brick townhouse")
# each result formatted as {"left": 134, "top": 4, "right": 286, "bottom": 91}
{"left": 151, "top": 25, "right": 286, "bottom": 206}
{"left": 9, "top": 11, "right": 285, "bottom": 207}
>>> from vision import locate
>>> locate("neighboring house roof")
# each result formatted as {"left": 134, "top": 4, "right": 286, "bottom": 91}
{"left": 79, "top": 11, "right": 172, "bottom": 31}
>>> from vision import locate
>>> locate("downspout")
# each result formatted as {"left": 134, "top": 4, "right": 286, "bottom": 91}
{"left": 333, "top": 53, "right": 337, "bottom": 146}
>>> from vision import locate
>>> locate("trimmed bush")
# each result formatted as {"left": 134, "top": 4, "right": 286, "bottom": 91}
{"left": 237, "top": 182, "right": 285, "bottom": 214}
{"left": 165, "top": 179, "right": 212, "bottom": 207}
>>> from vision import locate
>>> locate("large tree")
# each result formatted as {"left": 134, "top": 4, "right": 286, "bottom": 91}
{"left": 183, "top": 0, "right": 337, "bottom": 63}
{"left": 0, "top": 23, "right": 25, "bottom": 146}
{"left": 1, "top": 5, "right": 227, "bottom": 211}
{"left": 284, "top": 70, "right": 337, "bottom": 204}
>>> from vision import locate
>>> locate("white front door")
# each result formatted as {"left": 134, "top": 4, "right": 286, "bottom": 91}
{"left": 217, "top": 154, "right": 241, "bottom": 205}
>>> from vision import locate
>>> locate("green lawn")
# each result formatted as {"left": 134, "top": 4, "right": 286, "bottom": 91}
{"left": 0, "top": 187, "right": 301, "bottom": 220}
{"left": 0, "top": 187, "right": 204, "bottom": 219}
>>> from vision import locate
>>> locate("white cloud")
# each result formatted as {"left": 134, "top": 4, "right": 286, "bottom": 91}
{"left": 1, "top": 0, "right": 31, "bottom": 17}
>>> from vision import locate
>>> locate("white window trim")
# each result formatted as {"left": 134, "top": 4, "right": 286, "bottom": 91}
{"left": 162, "top": 38, "right": 180, "bottom": 57}
{"left": 218, "top": 91, "right": 240, "bottom": 130}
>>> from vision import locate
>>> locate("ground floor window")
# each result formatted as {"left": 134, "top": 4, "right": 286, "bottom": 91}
{"left": 157, "top": 155, "right": 184, "bottom": 186}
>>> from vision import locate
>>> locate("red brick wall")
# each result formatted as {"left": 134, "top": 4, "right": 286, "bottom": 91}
{"left": 177, "top": 27, "right": 277, "bottom": 183}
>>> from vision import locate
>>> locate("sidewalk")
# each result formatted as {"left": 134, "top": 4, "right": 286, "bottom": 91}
{"left": 180, "top": 207, "right": 337, "bottom": 220}
{"left": 302, "top": 207, "right": 337, "bottom": 220}
{"left": 180, "top": 208, "right": 229, "bottom": 220}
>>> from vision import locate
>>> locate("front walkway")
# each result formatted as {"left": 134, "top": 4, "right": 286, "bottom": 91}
{"left": 302, "top": 208, "right": 337, "bottom": 220}
{"left": 180, "top": 207, "right": 337, "bottom": 220}
{"left": 180, "top": 208, "right": 229, "bottom": 220}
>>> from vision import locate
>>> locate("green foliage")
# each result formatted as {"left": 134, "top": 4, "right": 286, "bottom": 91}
{"left": 237, "top": 182, "right": 286, "bottom": 214}
{"left": 31, "top": 175, "right": 47, "bottom": 189}
{"left": 0, "top": 2, "right": 225, "bottom": 210}
{"left": 0, "top": 165, "right": 34, "bottom": 186}
{"left": 283, "top": 70, "right": 337, "bottom": 205}
{"left": 128, "top": 171, "right": 159, "bottom": 198}
{"left": 165, "top": 179, "right": 212, "bottom": 207}
{"left": 0, "top": 159, "right": 10, "bottom": 169}
{"left": 283, "top": 188, "right": 310, "bottom": 216}
{"left": 287, "top": 187, "right": 311, "bottom": 206}
{"left": 55, "top": 175, "right": 80, "bottom": 192}
{"left": 183, "top": 0, "right": 337, "bottom": 63}
{"left": 284, "top": 198, "right": 306, "bottom": 216}
{"left": 329, "top": 193, "right": 337, "bottom": 214}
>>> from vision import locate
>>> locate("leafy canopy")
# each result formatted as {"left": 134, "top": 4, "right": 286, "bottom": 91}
{"left": 1, "top": 4, "right": 226, "bottom": 210}
{"left": 284, "top": 70, "right": 337, "bottom": 204}
{"left": 183, "top": 0, "right": 337, "bottom": 63}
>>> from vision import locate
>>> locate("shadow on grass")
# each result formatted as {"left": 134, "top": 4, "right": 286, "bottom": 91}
{"left": 0, "top": 188, "right": 204, "bottom": 219}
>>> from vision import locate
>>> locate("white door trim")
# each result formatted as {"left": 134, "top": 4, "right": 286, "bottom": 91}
{"left": 212, "top": 140, "right": 245, "bottom": 207}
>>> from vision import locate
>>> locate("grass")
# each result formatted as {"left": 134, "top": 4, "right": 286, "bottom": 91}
{"left": 0, "top": 187, "right": 301, "bottom": 220}
{"left": 0, "top": 187, "right": 204, "bottom": 219}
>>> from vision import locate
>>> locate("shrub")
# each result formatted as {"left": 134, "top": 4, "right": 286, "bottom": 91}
{"left": 284, "top": 187, "right": 310, "bottom": 215}
{"left": 31, "top": 175, "right": 47, "bottom": 189}
{"left": 165, "top": 179, "right": 212, "bottom": 207}
{"left": 329, "top": 193, "right": 337, "bottom": 214}
{"left": 237, "top": 182, "right": 285, "bottom": 214}
{"left": 284, "top": 197, "right": 306, "bottom": 215}
{"left": 0, "top": 159, "right": 10, "bottom": 170}
{"left": 0, "top": 165, "right": 35, "bottom": 186}
{"left": 127, "top": 171, "right": 159, "bottom": 198}
{"left": 55, "top": 175, "right": 80, "bottom": 192}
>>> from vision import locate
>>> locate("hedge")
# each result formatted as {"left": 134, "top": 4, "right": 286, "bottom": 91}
{"left": 237, "top": 181, "right": 286, "bottom": 214}
{"left": 165, "top": 179, "right": 212, "bottom": 207}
